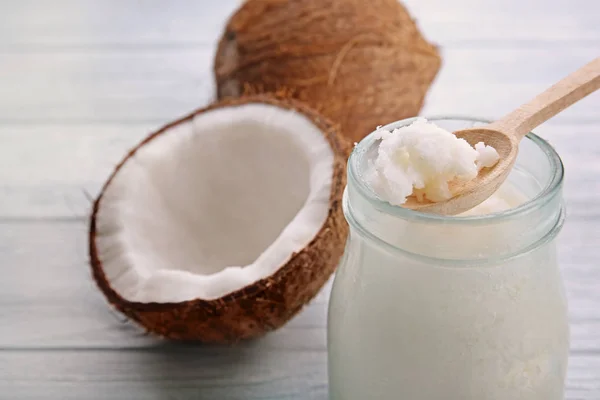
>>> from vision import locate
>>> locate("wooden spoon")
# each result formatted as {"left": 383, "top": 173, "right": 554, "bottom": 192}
{"left": 403, "top": 56, "right": 600, "bottom": 216}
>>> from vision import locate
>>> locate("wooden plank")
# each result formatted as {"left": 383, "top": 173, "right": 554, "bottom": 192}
{"left": 0, "top": 0, "right": 598, "bottom": 49}
{"left": 0, "top": 124, "right": 150, "bottom": 219}
{"left": 0, "top": 125, "right": 152, "bottom": 186}
{"left": 0, "top": 221, "right": 329, "bottom": 349}
{"left": 0, "top": 220, "right": 597, "bottom": 345}
{"left": 421, "top": 48, "right": 600, "bottom": 122}
{"left": 0, "top": 47, "right": 597, "bottom": 124}
{"left": 0, "top": 0, "right": 239, "bottom": 49}
{"left": 405, "top": 0, "right": 600, "bottom": 45}
{"left": 1, "top": 348, "right": 329, "bottom": 400}
{"left": 0, "top": 219, "right": 598, "bottom": 398}
{"left": 1, "top": 122, "right": 599, "bottom": 218}
{"left": 0, "top": 49, "right": 214, "bottom": 124}
{"left": 1, "top": 351, "right": 597, "bottom": 399}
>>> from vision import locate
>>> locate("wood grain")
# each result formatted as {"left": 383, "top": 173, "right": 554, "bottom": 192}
{"left": 0, "top": 219, "right": 596, "bottom": 343}
{"left": 488, "top": 57, "right": 600, "bottom": 139}
{"left": 1, "top": 0, "right": 598, "bottom": 49}
{"left": 0, "top": 0, "right": 599, "bottom": 399}
{"left": 0, "top": 48, "right": 598, "bottom": 124}
{"left": 0, "top": 220, "right": 599, "bottom": 398}
{"left": 2, "top": 352, "right": 598, "bottom": 400}
{"left": 2, "top": 123, "right": 599, "bottom": 219}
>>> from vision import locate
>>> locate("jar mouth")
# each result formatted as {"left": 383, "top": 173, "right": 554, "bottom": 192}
{"left": 343, "top": 190, "right": 566, "bottom": 267}
{"left": 348, "top": 115, "right": 565, "bottom": 225}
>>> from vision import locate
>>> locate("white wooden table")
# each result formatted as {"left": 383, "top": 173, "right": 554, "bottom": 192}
{"left": 1, "top": 1, "right": 599, "bottom": 399}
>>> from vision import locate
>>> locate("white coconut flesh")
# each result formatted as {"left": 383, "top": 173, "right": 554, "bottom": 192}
{"left": 94, "top": 104, "right": 334, "bottom": 303}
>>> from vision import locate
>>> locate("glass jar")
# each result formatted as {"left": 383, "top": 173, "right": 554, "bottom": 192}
{"left": 327, "top": 117, "right": 569, "bottom": 400}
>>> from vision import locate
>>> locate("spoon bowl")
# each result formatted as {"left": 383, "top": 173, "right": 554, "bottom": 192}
{"left": 402, "top": 128, "right": 518, "bottom": 215}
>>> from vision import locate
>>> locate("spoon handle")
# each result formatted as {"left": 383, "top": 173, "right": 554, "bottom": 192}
{"left": 489, "top": 57, "right": 600, "bottom": 140}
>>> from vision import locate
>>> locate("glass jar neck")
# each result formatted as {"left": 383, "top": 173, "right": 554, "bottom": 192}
{"left": 344, "top": 117, "right": 565, "bottom": 264}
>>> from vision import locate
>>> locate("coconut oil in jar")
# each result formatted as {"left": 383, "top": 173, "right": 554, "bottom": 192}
{"left": 327, "top": 117, "right": 569, "bottom": 400}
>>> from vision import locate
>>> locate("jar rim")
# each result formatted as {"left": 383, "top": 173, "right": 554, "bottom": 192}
{"left": 343, "top": 190, "right": 566, "bottom": 266}
{"left": 348, "top": 115, "right": 565, "bottom": 225}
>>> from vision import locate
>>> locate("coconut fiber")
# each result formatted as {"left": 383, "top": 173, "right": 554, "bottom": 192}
{"left": 214, "top": 0, "right": 442, "bottom": 142}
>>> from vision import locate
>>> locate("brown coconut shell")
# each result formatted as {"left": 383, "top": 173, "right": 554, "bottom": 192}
{"left": 214, "top": 0, "right": 442, "bottom": 143}
{"left": 89, "top": 95, "right": 350, "bottom": 343}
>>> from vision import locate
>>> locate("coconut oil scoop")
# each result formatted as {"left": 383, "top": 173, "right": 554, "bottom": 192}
{"left": 398, "top": 57, "right": 600, "bottom": 215}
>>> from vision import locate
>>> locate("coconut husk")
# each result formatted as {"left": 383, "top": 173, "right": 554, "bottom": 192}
{"left": 89, "top": 94, "right": 350, "bottom": 343}
{"left": 214, "top": 0, "right": 442, "bottom": 143}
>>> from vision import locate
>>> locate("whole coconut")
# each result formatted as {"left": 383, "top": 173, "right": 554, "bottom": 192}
{"left": 214, "top": 0, "right": 442, "bottom": 142}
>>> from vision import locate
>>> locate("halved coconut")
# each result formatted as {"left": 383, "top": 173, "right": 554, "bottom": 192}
{"left": 89, "top": 95, "right": 350, "bottom": 343}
